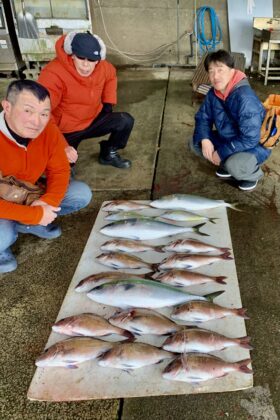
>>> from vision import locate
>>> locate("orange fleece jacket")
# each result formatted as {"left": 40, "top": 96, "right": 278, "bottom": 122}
{"left": 0, "top": 114, "right": 70, "bottom": 225}
{"left": 38, "top": 35, "right": 117, "bottom": 134}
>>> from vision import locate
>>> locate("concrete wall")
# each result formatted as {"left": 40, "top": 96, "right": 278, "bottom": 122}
{"left": 90, "top": 0, "right": 229, "bottom": 66}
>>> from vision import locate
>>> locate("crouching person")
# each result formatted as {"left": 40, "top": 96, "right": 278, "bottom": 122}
{"left": 0, "top": 80, "right": 92, "bottom": 273}
{"left": 189, "top": 49, "right": 271, "bottom": 191}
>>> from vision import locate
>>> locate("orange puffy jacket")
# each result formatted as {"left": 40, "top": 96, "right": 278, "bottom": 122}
{"left": 38, "top": 35, "right": 117, "bottom": 134}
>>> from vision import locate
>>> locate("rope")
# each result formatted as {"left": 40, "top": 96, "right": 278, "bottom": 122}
{"left": 195, "top": 6, "right": 222, "bottom": 55}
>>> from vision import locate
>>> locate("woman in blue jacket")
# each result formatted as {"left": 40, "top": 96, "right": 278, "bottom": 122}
{"left": 190, "top": 50, "right": 270, "bottom": 191}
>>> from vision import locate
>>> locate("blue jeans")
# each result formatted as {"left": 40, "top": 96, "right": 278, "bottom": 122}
{"left": 0, "top": 179, "right": 92, "bottom": 253}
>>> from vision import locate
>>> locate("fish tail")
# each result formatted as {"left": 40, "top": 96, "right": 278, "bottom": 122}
{"left": 123, "top": 330, "right": 135, "bottom": 342}
{"left": 143, "top": 271, "right": 155, "bottom": 279}
{"left": 227, "top": 202, "right": 243, "bottom": 212}
{"left": 237, "top": 336, "right": 253, "bottom": 350}
{"left": 193, "top": 223, "right": 209, "bottom": 237}
{"left": 209, "top": 218, "right": 219, "bottom": 224}
{"left": 235, "top": 308, "right": 250, "bottom": 319}
{"left": 236, "top": 359, "right": 253, "bottom": 374}
{"left": 221, "top": 252, "right": 233, "bottom": 260}
{"left": 154, "top": 246, "right": 165, "bottom": 253}
{"left": 204, "top": 290, "right": 224, "bottom": 302}
{"left": 215, "top": 276, "right": 227, "bottom": 284}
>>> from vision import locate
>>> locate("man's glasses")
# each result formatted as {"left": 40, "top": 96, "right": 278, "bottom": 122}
{"left": 75, "top": 55, "right": 99, "bottom": 63}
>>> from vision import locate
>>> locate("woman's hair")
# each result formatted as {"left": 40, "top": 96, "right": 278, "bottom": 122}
{"left": 204, "top": 50, "right": 235, "bottom": 71}
{"left": 6, "top": 80, "right": 50, "bottom": 104}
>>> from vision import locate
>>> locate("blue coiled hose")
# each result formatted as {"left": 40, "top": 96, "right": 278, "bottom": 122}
{"left": 195, "top": 6, "right": 223, "bottom": 54}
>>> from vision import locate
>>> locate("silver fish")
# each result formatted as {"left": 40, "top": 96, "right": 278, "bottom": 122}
{"left": 171, "top": 301, "right": 249, "bottom": 323}
{"left": 75, "top": 271, "right": 148, "bottom": 293}
{"left": 98, "top": 342, "right": 173, "bottom": 370}
{"left": 35, "top": 337, "right": 114, "bottom": 368}
{"left": 162, "top": 354, "right": 252, "bottom": 383}
{"left": 162, "top": 329, "right": 252, "bottom": 353}
{"left": 158, "top": 253, "right": 233, "bottom": 270}
{"left": 100, "top": 239, "right": 164, "bottom": 254}
{"left": 152, "top": 270, "right": 227, "bottom": 287}
{"left": 102, "top": 201, "right": 151, "bottom": 212}
{"left": 109, "top": 309, "right": 182, "bottom": 336}
{"left": 150, "top": 194, "right": 239, "bottom": 211}
{"left": 96, "top": 252, "right": 158, "bottom": 271}
{"left": 52, "top": 313, "right": 134, "bottom": 340}
{"left": 105, "top": 211, "right": 150, "bottom": 221}
{"left": 159, "top": 210, "right": 218, "bottom": 224}
{"left": 100, "top": 219, "right": 208, "bottom": 240}
{"left": 87, "top": 279, "right": 223, "bottom": 309}
{"left": 162, "top": 239, "right": 230, "bottom": 254}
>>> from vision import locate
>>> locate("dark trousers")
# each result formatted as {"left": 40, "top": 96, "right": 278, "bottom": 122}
{"left": 64, "top": 110, "right": 134, "bottom": 151}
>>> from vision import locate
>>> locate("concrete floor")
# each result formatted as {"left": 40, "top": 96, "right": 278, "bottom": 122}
{"left": 0, "top": 69, "right": 280, "bottom": 420}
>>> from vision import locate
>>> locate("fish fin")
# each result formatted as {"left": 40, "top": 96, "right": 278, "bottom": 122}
{"left": 209, "top": 218, "right": 219, "bottom": 224}
{"left": 123, "top": 331, "right": 135, "bottom": 341}
{"left": 151, "top": 263, "right": 160, "bottom": 272}
{"left": 144, "top": 271, "right": 155, "bottom": 279}
{"left": 221, "top": 252, "right": 233, "bottom": 260}
{"left": 215, "top": 276, "right": 227, "bottom": 285}
{"left": 193, "top": 223, "right": 209, "bottom": 237}
{"left": 236, "top": 308, "right": 250, "bottom": 319}
{"left": 123, "top": 284, "right": 135, "bottom": 291}
{"left": 204, "top": 290, "right": 224, "bottom": 302}
{"left": 238, "top": 336, "right": 253, "bottom": 350}
{"left": 227, "top": 202, "right": 243, "bottom": 212}
{"left": 66, "top": 364, "right": 78, "bottom": 369}
{"left": 237, "top": 359, "right": 253, "bottom": 374}
{"left": 154, "top": 246, "right": 165, "bottom": 253}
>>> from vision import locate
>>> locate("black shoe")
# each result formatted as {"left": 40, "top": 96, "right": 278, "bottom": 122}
{"left": 99, "top": 141, "right": 131, "bottom": 169}
{"left": 216, "top": 167, "right": 231, "bottom": 178}
{"left": 238, "top": 180, "right": 258, "bottom": 191}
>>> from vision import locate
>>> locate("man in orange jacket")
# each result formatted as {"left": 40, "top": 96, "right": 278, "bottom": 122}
{"left": 38, "top": 31, "right": 134, "bottom": 169}
{"left": 0, "top": 80, "right": 92, "bottom": 273}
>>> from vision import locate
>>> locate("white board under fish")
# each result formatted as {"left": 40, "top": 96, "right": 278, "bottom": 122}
{"left": 27, "top": 201, "right": 253, "bottom": 401}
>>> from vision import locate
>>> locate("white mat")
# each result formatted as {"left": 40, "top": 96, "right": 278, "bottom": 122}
{"left": 28, "top": 202, "right": 253, "bottom": 401}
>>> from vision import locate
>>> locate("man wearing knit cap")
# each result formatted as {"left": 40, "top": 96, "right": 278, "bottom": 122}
{"left": 38, "top": 31, "right": 134, "bottom": 169}
{"left": 189, "top": 50, "right": 270, "bottom": 191}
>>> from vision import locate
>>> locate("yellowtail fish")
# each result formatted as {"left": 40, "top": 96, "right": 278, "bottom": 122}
{"left": 98, "top": 342, "right": 173, "bottom": 370}
{"left": 152, "top": 270, "right": 227, "bottom": 287}
{"left": 75, "top": 271, "right": 148, "bottom": 293}
{"left": 100, "top": 239, "right": 164, "bottom": 253}
{"left": 109, "top": 309, "right": 182, "bottom": 336}
{"left": 102, "top": 201, "right": 151, "bottom": 212}
{"left": 162, "top": 354, "right": 252, "bottom": 383}
{"left": 35, "top": 337, "right": 114, "bottom": 369}
{"left": 150, "top": 194, "right": 240, "bottom": 211}
{"left": 100, "top": 220, "right": 208, "bottom": 240}
{"left": 162, "top": 329, "right": 252, "bottom": 353}
{"left": 158, "top": 253, "right": 232, "bottom": 270}
{"left": 171, "top": 301, "right": 249, "bottom": 323}
{"left": 159, "top": 210, "right": 218, "bottom": 224}
{"left": 96, "top": 252, "right": 158, "bottom": 271}
{"left": 105, "top": 211, "right": 151, "bottom": 221}
{"left": 87, "top": 279, "right": 223, "bottom": 309}
{"left": 162, "top": 239, "right": 230, "bottom": 254}
{"left": 52, "top": 313, "right": 134, "bottom": 340}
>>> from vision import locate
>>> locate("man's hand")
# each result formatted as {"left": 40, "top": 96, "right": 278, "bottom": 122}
{"left": 31, "top": 200, "right": 61, "bottom": 226}
{"left": 201, "top": 139, "right": 215, "bottom": 162}
{"left": 212, "top": 150, "right": 221, "bottom": 166}
{"left": 65, "top": 146, "right": 78, "bottom": 164}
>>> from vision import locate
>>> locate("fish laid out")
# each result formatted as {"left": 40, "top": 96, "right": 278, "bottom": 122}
{"left": 87, "top": 279, "right": 223, "bottom": 309}
{"left": 100, "top": 239, "right": 164, "bottom": 254}
{"left": 104, "top": 211, "right": 151, "bottom": 221}
{"left": 159, "top": 210, "right": 218, "bottom": 224}
{"left": 100, "top": 219, "right": 208, "bottom": 240}
{"left": 161, "top": 239, "right": 230, "bottom": 255}
{"left": 152, "top": 270, "right": 227, "bottom": 287}
{"left": 109, "top": 309, "right": 182, "bottom": 336}
{"left": 35, "top": 337, "right": 114, "bottom": 368}
{"left": 162, "top": 329, "right": 252, "bottom": 353}
{"left": 96, "top": 252, "right": 158, "bottom": 271}
{"left": 75, "top": 271, "right": 148, "bottom": 293}
{"left": 158, "top": 253, "right": 233, "bottom": 270}
{"left": 102, "top": 201, "right": 151, "bottom": 212}
{"left": 98, "top": 342, "right": 173, "bottom": 370}
{"left": 150, "top": 194, "right": 239, "bottom": 212}
{"left": 52, "top": 313, "right": 134, "bottom": 340}
{"left": 171, "top": 301, "right": 249, "bottom": 323}
{"left": 162, "top": 354, "right": 252, "bottom": 383}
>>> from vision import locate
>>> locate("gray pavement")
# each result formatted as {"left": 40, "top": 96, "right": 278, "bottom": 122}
{"left": 0, "top": 69, "right": 279, "bottom": 419}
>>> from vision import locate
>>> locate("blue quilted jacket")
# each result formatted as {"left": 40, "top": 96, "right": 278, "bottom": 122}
{"left": 193, "top": 79, "right": 271, "bottom": 164}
